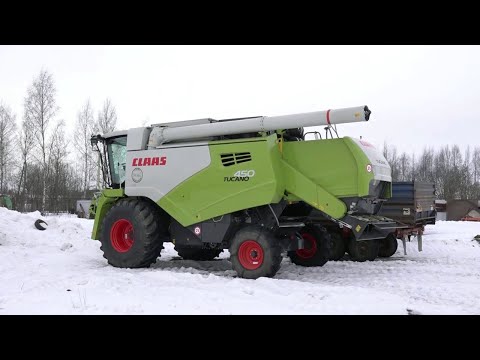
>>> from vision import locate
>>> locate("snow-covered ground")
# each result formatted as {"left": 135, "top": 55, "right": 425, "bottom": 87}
{"left": 0, "top": 207, "right": 479, "bottom": 314}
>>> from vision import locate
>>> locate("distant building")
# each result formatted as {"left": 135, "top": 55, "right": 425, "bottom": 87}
{"left": 446, "top": 199, "right": 480, "bottom": 221}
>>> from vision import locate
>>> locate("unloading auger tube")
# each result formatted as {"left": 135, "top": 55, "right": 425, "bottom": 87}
{"left": 148, "top": 105, "right": 371, "bottom": 146}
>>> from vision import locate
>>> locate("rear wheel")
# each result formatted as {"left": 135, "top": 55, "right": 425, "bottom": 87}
{"left": 348, "top": 239, "right": 379, "bottom": 262}
{"left": 378, "top": 233, "right": 398, "bottom": 258}
{"left": 230, "top": 226, "right": 282, "bottom": 279}
{"left": 99, "top": 198, "right": 167, "bottom": 268}
{"left": 329, "top": 232, "right": 346, "bottom": 261}
{"left": 287, "top": 225, "right": 331, "bottom": 267}
{"left": 175, "top": 246, "right": 223, "bottom": 260}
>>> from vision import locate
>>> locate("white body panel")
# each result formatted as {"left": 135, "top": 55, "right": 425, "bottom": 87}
{"left": 125, "top": 145, "right": 211, "bottom": 202}
{"left": 349, "top": 137, "right": 392, "bottom": 182}
{"left": 127, "top": 127, "right": 152, "bottom": 151}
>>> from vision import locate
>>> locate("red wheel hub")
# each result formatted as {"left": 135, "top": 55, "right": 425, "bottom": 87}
{"left": 238, "top": 240, "right": 264, "bottom": 270}
{"left": 296, "top": 232, "right": 317, "bottom": 259}
{"left": 110, "top": 219, "right": 134, "bottom": 253}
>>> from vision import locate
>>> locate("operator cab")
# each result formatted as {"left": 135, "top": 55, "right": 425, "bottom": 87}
{"left": 107, "top": 136, "right": 127, "bottom": 188}
{"left": 91, "top": 130, "right": 127, "bottom": 189}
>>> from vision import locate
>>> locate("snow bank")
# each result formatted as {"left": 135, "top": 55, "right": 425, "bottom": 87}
{"left": 0, "top": 208, "right": 479, "bottom": 314}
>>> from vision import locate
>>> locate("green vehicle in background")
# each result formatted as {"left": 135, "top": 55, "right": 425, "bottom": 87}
{"left": 90, "top": 105, "right": 401, "bottom": 279}
{"left": 0, "top": 194, "right": 13, "bottom": 210}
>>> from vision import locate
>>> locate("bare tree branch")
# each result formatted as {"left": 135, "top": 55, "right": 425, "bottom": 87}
{"left": 74, "top": 99, "right": 95, "bottom": 198}
{"left": 96, "top": 98, "right": 117, "bottom": 134}
{"left": 24, "top": 69, "right": 58, "bottom": 212}
{"left": 0, "top": 103, "right": 17, "bottom": 193}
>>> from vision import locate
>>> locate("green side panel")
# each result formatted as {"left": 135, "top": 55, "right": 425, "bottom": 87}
{"left": 158, "top": 134, "right": 284, "bottom": 227}
{"left": 91, "top": 188, "right": 125, "bottom": 240}
{"left": 282, "top": 137, "right": 374, "bottom": 198}
{"left": 281, "top": 159, "right": 347, "bottom": 218}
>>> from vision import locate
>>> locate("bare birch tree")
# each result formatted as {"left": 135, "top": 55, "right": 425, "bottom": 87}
{"left": 0, "top": 104, "right": 17, "bottom": 193}
{"left": 16, "top": 115, "right": 35, "bottom": 211}
{"left": 47, "top": 120, "right": 69, "bottom": 211}
{"left": 24, "top": 69, "right": 58, "bottom": 212}
{"left": 97, "top": 98, "right": 117, "bottom": 134}
{"left": 398, "top": 152, "right": 411, "bottom": 181}
{"left": 74, "top": 100, "right": 95, "bottom": 198}
{"left": 94, "top": 98, "right": 118, "bottom": 189}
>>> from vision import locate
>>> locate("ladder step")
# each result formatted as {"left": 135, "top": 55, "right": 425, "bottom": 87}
{"left": 278, "top": 222, "right": 305, "bottom": 228}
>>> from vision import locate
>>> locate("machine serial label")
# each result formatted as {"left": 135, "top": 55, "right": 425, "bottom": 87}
{"left": 132, "top": 157, "right": 167, "bottom": 166}
{"left": 224, "top": 176, "right": 250, "bottom": 182}
{"left": 224, "top": 170, "right": 255, "bottom": 182}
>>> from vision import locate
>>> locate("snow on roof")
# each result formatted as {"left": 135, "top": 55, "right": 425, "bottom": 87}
{"left": 102, "top": 130, "right": 128, "bottom": 139}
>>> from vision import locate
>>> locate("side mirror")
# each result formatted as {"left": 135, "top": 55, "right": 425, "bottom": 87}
{"left": 91, "top": 135, "right": 101, "bottom": 151}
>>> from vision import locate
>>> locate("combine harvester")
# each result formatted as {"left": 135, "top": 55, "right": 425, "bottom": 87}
{"left": 90, "top": 105, "right": 402, "bottom": 279}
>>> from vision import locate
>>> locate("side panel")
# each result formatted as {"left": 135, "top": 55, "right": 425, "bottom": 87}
{"left": 124, "top": 145, "right": 211, "bottom": 201}
{"left": 282, "top": 138, "right": 373, "bottom": 197}
{"left": 342, "top": 138, "right": 374, "bottom": 197}
{"left": 281, "top": 159, "right": 348, "bottom": 218}
{"left": 127, "top": 127, "right": 152, "bottom": 151}
{"left": 159, "top": 135, "right": 284, "bottom": 226}
{"left": 170, "top": 214, "right": 234, "bottom": 246}
{"left": 282, "top": 137, "right": 391, "bottom": 199}
{"left": 377, "top": 181, "right": 436, "bottom": 225}
{"left": 347, "top": 137, "right": 392, "bottom": 183}
{"left": 91, "top": 189, "right": 125, "bottom": 240}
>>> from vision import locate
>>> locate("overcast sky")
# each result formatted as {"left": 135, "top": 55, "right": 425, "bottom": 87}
{"left": 0, "top": 45, "right": 478, "bottom": 155}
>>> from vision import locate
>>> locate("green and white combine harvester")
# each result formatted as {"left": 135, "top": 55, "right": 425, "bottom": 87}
{"left": 90, "top": 105, "right": 400, "bottom": 279}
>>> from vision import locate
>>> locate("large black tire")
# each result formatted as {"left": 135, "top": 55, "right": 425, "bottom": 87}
{"left": 175, "top": 246, "right": 223, "bottom": 260}
{"left": 348, "top": 239, "right": 379, "bottom": 262}
{"left": 378, "top": 233, "right": 399, "bottom": 258}
{"left": 329, "top": 232, "right": 346, "bottom": 261}
{"left": 287, "top": 225, "right": 331, "bottom": 267}
{"left": 230, "top": 225, "right": 282, "bottom": 279}
{"left": 99, "top": 198, "right": 167, "bottom": 268}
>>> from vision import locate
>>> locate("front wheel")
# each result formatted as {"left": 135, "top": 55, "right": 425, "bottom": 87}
{"left": 229, "top": 226, "right": 282, "bottom": 279}
{"left": 287, "top": 225, "right": 331, "bottom": 267}
{"left": 99, "top": 199, "right": 167, "bottom": 268}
